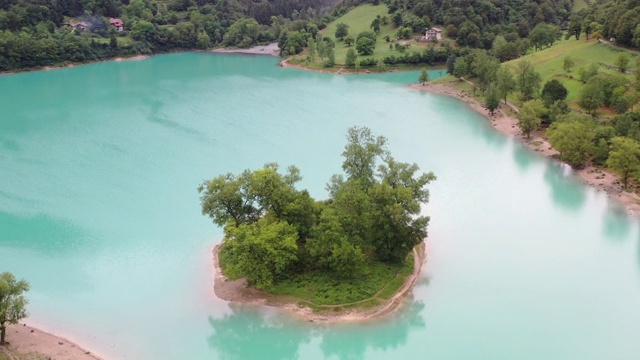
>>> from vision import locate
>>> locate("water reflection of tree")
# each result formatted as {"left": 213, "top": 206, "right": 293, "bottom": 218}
{"left": 319, "top": 300, "right": 426, "bottom": 360}
{"left": 207, "top": 305, "right": 310, "bottom": 360}
{"left": 602, "top": 206, "right": 632, "bottom": 241}
{"left": 543, "top": 162, "right": 586, "bottom": 212}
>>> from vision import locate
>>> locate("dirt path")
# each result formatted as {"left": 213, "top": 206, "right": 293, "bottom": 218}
{"left": 212, "top": 242, "right": 427, "bottom": 323}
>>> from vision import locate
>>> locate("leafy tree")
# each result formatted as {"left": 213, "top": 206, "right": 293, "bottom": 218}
{"left": 306, "top": 38, "right": 316, "bottom": 62}
{"left": 607, "top": 137, "right": 640, "bottom": 188}
{"left": 567, "top": 17, "right": 582, "bottom": 40}
{"left": 418, "top": 68, "right": 429, "bottom": 85}
{"left": 578, "top": 63, "right": 599, "bottom": 83}
{"left": 563, "top": 57, "right": 575, "bottom": 73}
{"left": 323, "top": 47, "right": 335, "bottom": 67}
{"left": 484, "top": 83, "right": 500, "bottom": 115}
{"left": 377, "top": 58, "right": 386, "bottom": 72}
{"left": 356, "top": 37, "right": 375, "bottom": 55}
{"left": 370, "top": 18, "right": 381, "bottom": 34}
{"left": 335, "top": 23, "right": 349, "bottom": 41}
{"left": 344, "top": 34, "right": 355, "bottom": 47}
{"left": 0, "top": 272, "right": 29, "bottom": 344}
{"left": 541, "top": 79, "right": 568, "bottom": 108}
{"left": 196, "top": 32, "right": 210, "bottom": 49}
{"left": 223, "top": 18, "right": 260, "bottom": 48}
{"left": 614, "top": 53, "right": 630, "bottom": 73}
{"left": 578, "top": 82, "right": 604, "bottom": 114}
{"left": 223, "top": 218, "right": 299, "bottom": 290}
{"left": 369, "top": 157, "right": 435, "bottom": 262}
{"left": 529, "top": 23, "right": 561, "bottom": 51}
{"left": 496, "top": 66, "right": 516, "bottom": 104}
{"left": 341, "top": 126, "right": 388, "bottom": 188}
{"left": 453, "top": 57, "right": 469, "bottom": 78}
{"left": 345, "top": 48, "right": 357, "bottom": 67}
{"left": 516, "top": 60, "right": 542, "bottom": 101}
{"left": 517, "top": 99, "right": 545, "bottom": 138}
{"left": 547, "top": 120, "right": 595, "bottom": 168}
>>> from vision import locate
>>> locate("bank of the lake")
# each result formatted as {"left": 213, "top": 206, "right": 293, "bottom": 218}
{"left": 410, "top": 80, "right": 640, "bottom": 216}
{"left": 1, "top": 324, "right": 102, "bottom": 360}
{"left": 212, "top": 242, "right": 426, "bottom": 323}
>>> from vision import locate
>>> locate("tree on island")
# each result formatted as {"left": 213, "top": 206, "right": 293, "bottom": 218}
{"left": 199, "top": 127, "right": 435, "bottom": 291}
{"left": 0, "top": 272, "right": 29, "bottom": 344}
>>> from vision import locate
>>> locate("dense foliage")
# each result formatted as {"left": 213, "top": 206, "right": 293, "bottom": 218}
{"left": 574, "top": 0, "right": 640, "bottom": 48}
{"left": 199, "top": 127, "right": 435, "bottom": 291}
{"left": 0, "top": 0, "right": 340, "bottom": 70}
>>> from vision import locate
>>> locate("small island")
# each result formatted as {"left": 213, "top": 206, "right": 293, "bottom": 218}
{"left": 199, "top": 127, "right": 435, "bottom": 321}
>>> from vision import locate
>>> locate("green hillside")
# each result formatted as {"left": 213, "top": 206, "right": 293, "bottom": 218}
{"left": 504, "top": 38, "right": 638, "bottom": 104}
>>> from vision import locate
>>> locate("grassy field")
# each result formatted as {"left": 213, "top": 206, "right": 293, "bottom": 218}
{"left": 271, "top": 255, "right": 414, "bottom": 306}
{"left": 572, "top": 0, "right": 590, "bottom": 12}
{"left": 503, "top": 38, "right": 638, "bottom": 104}
{"left": 300, "top": 4, "right": 435, "bottom": 66}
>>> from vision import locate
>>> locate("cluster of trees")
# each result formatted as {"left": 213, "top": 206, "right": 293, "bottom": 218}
{"left": 0, "top": 272, "right": 29, "bottom": 344}
{"left": 381, "top": 0, "right": 571, "bottom": 49}
{"left": 199, "top": 127, "right": 435, "bottom": 290}
{"left": 460, "top": 49, "right": 640, "bottom": 188}
{"left": 572, "top": 0, "right": 640, "bottom": 48}
{"left": 0, "top": 0, "right": 341, "bottom": 71}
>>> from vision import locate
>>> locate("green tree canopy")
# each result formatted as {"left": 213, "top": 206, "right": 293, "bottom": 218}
{"left": 517, "top": 99, "right": 546, "bottom": 138}
{"left": 547, "top": 120, "right": 595, "bottom": 168}
{"left": 607, "top": 137, "right": 640, "bottom": 188}
{"left": 0, "top": 272, "right": 29, "bottom": 344}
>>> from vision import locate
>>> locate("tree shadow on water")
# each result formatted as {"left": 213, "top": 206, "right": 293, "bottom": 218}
{"left": 543, "top": 162, "right": 586, "bottom": 213}
{"left": 602, "top": 206, "right": 633, "bottom": 242}
{"left": 319, "top": 300, "right": 426, "bottom": 360}
{"left": 207, "top": 305, "right": 311, "bottom": 360}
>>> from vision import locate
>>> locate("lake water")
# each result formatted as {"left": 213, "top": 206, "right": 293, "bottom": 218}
{"left": 1, "top": 53, "right": 639, "bottom": 359}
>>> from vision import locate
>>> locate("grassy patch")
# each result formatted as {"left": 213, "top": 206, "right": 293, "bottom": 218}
{"left": 315, "top": 4, "right": 436, "bottom": 66}
{"left": 504, "top": 38, "right": 638, "bottom": 107}
{"left": 377, "top": 253, "right": 414, "bottom": 300}
{"left": 270, "top": 256, "right": 413, "bottom": 306}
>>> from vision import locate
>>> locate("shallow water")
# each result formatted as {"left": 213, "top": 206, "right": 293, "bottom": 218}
{"left": 1, "top": 53, "right": 639, "bottom": 359}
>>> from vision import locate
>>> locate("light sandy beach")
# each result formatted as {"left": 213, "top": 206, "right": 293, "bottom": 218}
{"left": 1, "top": 324, "right": 102, "bottom": 360}
{"left": 212, "top": 43, "right": 280, "bottom": 56}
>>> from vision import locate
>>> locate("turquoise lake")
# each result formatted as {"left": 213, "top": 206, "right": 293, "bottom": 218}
{"left": 1, "top": 53, "right": 640, "bottom": 359}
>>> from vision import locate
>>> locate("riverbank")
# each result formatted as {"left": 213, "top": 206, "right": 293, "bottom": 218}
{"left": 410, "top": 80, "right": 640, "bottom": 216}
{"left": 0, "top": 54, "right": 150, "bottom": 76}
{"left": 0, "top": 324, "right": 102, "bottom": 360}
{"left": 212, "top": 242, "right": 426, "bottom": 323}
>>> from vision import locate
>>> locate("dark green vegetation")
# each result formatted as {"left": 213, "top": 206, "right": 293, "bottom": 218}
{"left": 0, "top": 0, "right": 338, "bottom": 71}
{"left": 200, "top": 127, "right": 434, "bottom": 305}
{"left": 573, "top": 0, "right": 640, "bottom": 48}
{"left": 0, "top": 272, "right": 29, "bottom": 344}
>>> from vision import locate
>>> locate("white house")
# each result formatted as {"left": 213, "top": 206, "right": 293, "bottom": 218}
{"left": 425, "top": 28, "right": 443, "bottom": 41}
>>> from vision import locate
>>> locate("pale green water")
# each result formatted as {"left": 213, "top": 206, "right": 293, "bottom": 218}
{"left": 1, "top": 53, "right": 640, "bottom": 359}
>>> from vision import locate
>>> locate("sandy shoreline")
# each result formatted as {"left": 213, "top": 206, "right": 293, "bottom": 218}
{"left": 212, "top": 242, "right": 427, "bottom": 323}
{"left": 1, "top": 323, "right": 103, "bottom": 360}
{"left": 411, "top": 80, "right": 640, "bottom": 216}
{"left": 211, "top": 43, "right": 280, "bottom": 56}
